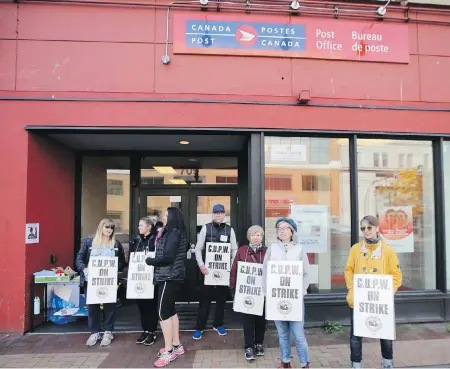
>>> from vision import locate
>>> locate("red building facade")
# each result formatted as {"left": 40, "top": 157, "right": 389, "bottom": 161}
{"left": 1, "top": 0, "right": 450, "bottom": 333}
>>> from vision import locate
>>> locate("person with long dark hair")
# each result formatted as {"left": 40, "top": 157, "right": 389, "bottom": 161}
{"left": 145, "top": 208, "right": 187, "bottom": 368}
{"left": 130, "top": 217, "right": 159, "bottom": 346}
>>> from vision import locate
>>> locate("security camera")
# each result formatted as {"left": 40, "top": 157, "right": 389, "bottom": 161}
{"left": 376, "top": 6, "right": 387, "bottom": 16}
{"left": 200, "top": 0, "right": 208, "bottom": 5}
{"left": 290, "top": 0, "right": 300, "bottom": 10}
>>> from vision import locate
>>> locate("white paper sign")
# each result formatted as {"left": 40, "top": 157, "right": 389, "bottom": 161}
{"left": 353, "top": 274, "right": 396, "bottom": 340}
{"left": 127, "top": 252, "right": 155, "bottom": 299}
{"left": 291, "top": 205, "right": 329, "bottom": 253}
{"left": 204, "top": 242, "right": 231, "bottom": 286}
{"left": 266, "top": 261, "right": 303, "bottom": 321}
{"left": 233, "top": 262, "right": 264, "bottom": 316}
{"left": 25, "top": 223, "right": 40, "bottom": 244}
{"left": 86, "top": 256, "right": 118, "bottom": 305}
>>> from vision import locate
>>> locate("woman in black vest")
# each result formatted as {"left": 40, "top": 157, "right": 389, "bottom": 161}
{"left": 145, "top": 207, "right": 187, "bottom": 368}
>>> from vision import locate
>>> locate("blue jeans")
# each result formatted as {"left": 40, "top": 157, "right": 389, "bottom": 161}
{"left": 274, "top": 320, "right": 310, "bottom": 366}
{"left": 350, "top": 308, "right": 393, "bottom": 364}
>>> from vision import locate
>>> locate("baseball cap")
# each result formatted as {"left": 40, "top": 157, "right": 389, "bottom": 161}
{"left": 212, "top": 204, "right": 225, "bottom": 213}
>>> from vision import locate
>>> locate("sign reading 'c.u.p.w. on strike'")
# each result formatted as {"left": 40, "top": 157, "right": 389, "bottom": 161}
{"left": 173, "top": 13, "right": 409, "bottom": 63}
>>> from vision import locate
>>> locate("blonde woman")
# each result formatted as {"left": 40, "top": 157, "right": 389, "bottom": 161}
{"left": 76, "top": 218, "right": 126, "bottom": 347}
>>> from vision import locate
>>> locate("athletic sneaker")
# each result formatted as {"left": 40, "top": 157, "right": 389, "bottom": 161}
{"left": 254, "top": 343, "right": 265, "bottom": 356}
{"left": 144, "top": 332, "right": 156, "bottom": 346}
{"left": 192, "top": 330, "right": 203, "bottom": 340}
{"left": 100, "top": 331, "right": 114, "bottom": 346}
{"left": 136, "top": 331, "right": 149, "bottom": 344}
{"left": 213, "top": 326, "right": 227, "bottom": 336}
{"left": 157, "top": 344, "right": 185, "bottom": 358}
{"left": 86, "top": 333, "right": 101, "bottom": 347}
{"left": 154, "top": 350, "right": 176, "bottom": 367}
{"left": 245, "top": 347, "right": 255, "bottom": 361}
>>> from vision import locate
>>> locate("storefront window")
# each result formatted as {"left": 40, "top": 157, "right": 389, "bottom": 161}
{"left": 357, "top": 139, "right": 435, "bottom": 290}
{"left": 81, "top": 156, "right": 130, "bottom": 256}
{"left": 264, "top": 137, "right": 351, "bottom": 293}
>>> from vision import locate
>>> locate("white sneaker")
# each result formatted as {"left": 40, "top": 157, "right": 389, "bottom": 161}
{"left": 100, "top": 331, "right": 114, "bottom": 346}
{"left": 86, "top": 333, "right": 101, "bottom": 346}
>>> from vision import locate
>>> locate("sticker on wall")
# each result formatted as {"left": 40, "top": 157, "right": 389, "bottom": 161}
{"left": 25, "top": 223, "right": 40, "bottom": 244}
{"left": 379, "top": 206, "right": 414, "bottom": 253}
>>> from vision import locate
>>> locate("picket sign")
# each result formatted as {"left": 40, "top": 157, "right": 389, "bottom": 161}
{"left": 266, "top": 261, "right": 303, "bottom": 321}
{"left": 204, "top": 242, "right": 231, "bottom": 286}
{"left": 86, "top": 256, "right": 118, "bottom": 305}
{"left": 126, "top": 252, "right": 155, "bottom": 299}
{"left": 353, "top": 273, "right": 396, "bottom": 340}
{"left": 233, "top": 262, "right": 264, "bottom": 316}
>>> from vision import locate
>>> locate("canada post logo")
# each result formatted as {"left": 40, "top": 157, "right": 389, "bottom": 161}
{"left": 185, "top": 20, "right": 306, "bottom": 52}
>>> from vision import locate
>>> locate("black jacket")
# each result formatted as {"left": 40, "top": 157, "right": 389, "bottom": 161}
{"left": 76, "top": 236, "right": 126, "bottom": 284}
{"left": 145, "top": 227, "right": 187, "bottom": 284}
{"left": 129, "top": 234, "right": 156, "bottom": 254}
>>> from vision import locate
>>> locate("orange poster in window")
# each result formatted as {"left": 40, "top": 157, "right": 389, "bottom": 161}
{"left": 379, "top": 206, "right": 414, "bottom": 253}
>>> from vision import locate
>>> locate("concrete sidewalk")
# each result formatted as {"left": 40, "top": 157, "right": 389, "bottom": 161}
{"left": 1, "top": 323, "right": 449, "bottom": 368}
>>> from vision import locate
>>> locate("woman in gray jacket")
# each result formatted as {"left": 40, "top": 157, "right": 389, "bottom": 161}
{"left": 262, "top": 217, "right": 310, "bottom": 369}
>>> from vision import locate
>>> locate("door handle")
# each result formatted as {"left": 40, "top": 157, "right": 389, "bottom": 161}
{"left": 187, "top": 244, "right": 196, "bottom": 260}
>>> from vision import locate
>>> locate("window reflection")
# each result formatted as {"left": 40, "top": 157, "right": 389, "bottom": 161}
{"left": 357, "top": 139, "right": 436, "bottom": 290}
{"left": 264, "top": 137, "right": 351, "bottom": 293}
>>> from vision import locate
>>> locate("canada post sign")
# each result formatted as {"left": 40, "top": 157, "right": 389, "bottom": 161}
{"left": 173, "top": 14, "right": 409, "bottom": 63}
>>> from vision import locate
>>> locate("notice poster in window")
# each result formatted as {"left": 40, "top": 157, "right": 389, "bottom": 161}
{"left": 379, "top": 206, "right": 414, "bottom": 253}
{"left": 290, "top": 205, "right": 329, "bottom": 253}
{"left": 204, "top": 242, "right": 231, "bottom": 286}
{"left": 86, "top": 256, "right": 118, "bottom": 305}
{"left": 353, "top": 274, "right": 395, "bottom": 340}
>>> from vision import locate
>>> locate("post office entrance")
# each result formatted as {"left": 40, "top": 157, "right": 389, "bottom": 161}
{"left": 140, "top": 187, "right": 238, "bottom": 303}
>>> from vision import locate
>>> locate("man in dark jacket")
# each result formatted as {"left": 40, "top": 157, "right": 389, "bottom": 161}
{"left": 192, "top": 204, "right": 238, "bottom": 340}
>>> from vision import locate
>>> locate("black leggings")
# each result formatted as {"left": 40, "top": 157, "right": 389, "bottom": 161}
{"left": 157, "top": 281, "right": 180, "bottom": 321}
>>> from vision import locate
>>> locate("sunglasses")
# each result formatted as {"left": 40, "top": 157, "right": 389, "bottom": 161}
{"left": 360, "top": 226, "right": 373, "bottom": 232}
{"left": 104, "top": 225, "right": 115, "bottom": 230}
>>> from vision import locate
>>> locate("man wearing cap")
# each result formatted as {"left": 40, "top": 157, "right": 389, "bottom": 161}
{"left": 192, "top": 204, "right": 238, "bottom": 340}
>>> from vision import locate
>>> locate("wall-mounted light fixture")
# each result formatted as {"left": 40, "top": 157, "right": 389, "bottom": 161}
{"left": 298, "top": 90, "right": 311, "bottom": 104}
{"left": 290, "top": 0, "right": 300, "bottom": 10}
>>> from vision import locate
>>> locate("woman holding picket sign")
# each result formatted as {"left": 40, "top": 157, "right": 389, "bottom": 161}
{"left": 344, "top": 215, "right": 402, "bottom": 369}
{"left": 262, "top": 217, "right": 311, "bottom": 369}
{"left": 76, "top": 218, "right": 125, "bottom": 347}
{"left": 145, "top": 208, "right": 188, "bottom": 368}
{"left": 230, "top": 225, "right": 267, "bottom": 362}
{"left": 129, "top": 217, "right": 159, "bottom": 346}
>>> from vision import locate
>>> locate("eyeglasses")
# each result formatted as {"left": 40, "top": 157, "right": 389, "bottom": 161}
{"left": 278, "top": 227, "right": 291, "bottom": 231}
{"left": 360, "top": 226, "right": 373, "bottom": 232}
{"left": 104, "top": 225, "right": 115, "bottom": 230}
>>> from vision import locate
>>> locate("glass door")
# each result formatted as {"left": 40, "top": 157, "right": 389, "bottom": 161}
{"left": 189, "top": 188, "right": 238, "bottom": 301}
{"left": 140, "top": 188, "right": 238, "bottom": 302}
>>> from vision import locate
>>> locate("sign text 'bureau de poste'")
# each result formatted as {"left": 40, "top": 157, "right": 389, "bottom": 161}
{"left": 173, "top": 14, "right": 409, "bottom": 63}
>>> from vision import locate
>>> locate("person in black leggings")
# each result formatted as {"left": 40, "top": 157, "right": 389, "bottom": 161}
{"left": 146, "top": 208, "right": 187, "bottom": 368}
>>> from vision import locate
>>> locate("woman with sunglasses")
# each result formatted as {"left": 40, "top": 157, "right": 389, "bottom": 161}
{"left": 344, "top": 215, "right": 402, "bottom": 369}
{"left": 76, "top": 218, "right": 126, "bottom": 347}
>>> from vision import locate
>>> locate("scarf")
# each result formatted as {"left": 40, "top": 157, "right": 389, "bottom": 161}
{"left": 365, "top": 234, "right": 381, "bottom": 244}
